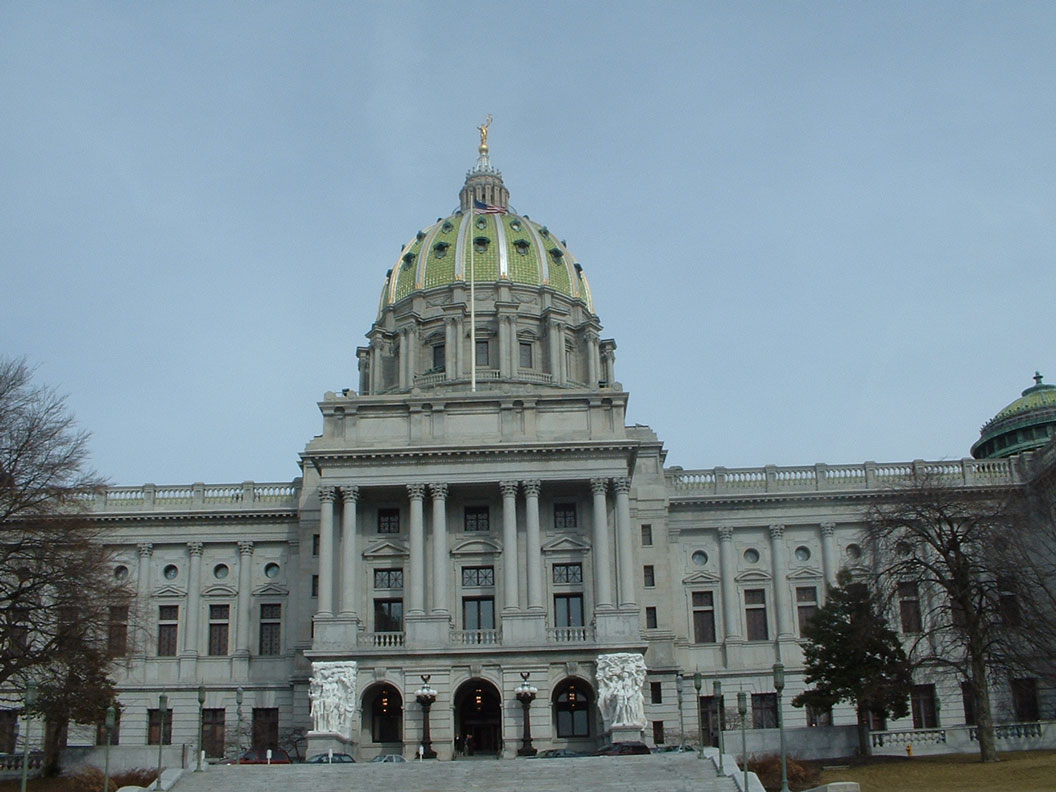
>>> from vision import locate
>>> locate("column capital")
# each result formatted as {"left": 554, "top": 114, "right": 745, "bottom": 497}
{"left": 429, "top": 482, "right": 448, "bottom": 500}
{"left": 238, "top": 540, "right": 255, "bottom": 556}
{"left": 820, "top": 522, "right": 836, "bottom": 537}
{"left": 718, "top": 526, "right": 734, "bottom": 542}
{"left": 521, "top": 479, "right": 541, "bottom": 497}
{"left": 407, "top": 483, "right": 426, "bottom": 501}
{"left": 769, "top": 524, "right": 785, "bottom": 540}
{"left": 137, "top": 542, "right": 154, "bottom": 557}
{"left": 499, "top": 480, "right": 519, "bottom": 498}
{"left": 590, "top": 477, "right": 609, "bottom": 495}
{"left": 340, "top": 485, "right": 360, "bottom": 503}
{"left": 319, "top": 486, "right": 337, "bottom": 503}
{"left": 612, "top": 477, "right": 632, "bottom": 495}
{"left": 187, "top": 541, "right": 204, "bottom": 557}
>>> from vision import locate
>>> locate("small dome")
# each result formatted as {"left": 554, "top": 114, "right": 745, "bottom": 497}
{"left": 971, "top": 372, "right": 1056, "bottom": 458}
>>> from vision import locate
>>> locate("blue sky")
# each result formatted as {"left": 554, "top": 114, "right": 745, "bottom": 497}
{"left": 3, "top": 2, "right": 1054, "bottom": 485}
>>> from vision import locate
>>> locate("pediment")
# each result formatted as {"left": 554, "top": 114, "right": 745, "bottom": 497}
{"left": 202, "top": 584, "right": 238, "bottom": 597}
{"left": 252, "top": 583, "right": 289, "bottom": 596}
{"left": 787, "top": 567, "right": 824, "bottom": 580}
{"left": 362, "top": 540, "right": 410, "bottom": 559}
{"left": 541, "top": 535, "right": 591, "bottom": 554}
{"left": 681, "top": 570, "right": 721, "bottom": 585}
{"left": 152, "top": 585, "right": 186, "bottom": 598}
{"left": 734, "top": 569, "right": 772, "bottom": 583}
{"left": 450, "top": 537, "right": 502, "bottom": 556}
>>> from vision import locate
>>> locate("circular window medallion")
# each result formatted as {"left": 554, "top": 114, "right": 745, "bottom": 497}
{"left": 743, "top": 548, "right": 760, "bottom": 564}
{"left": 691, "top": 550, "right": 708, "bottom": 567}
{"left": 163, "top": 564, "right": 179, "bottom": 580}
{"left": 114, "top": 565, "right": 129, "bottom": 581}
{"left": 213, "top": 563, "right": 229, "bottom": 579}
{"left": 264, "top": 562, "right": 280, "bottom": 579}
{"left": 794, "top": 546, "right": 811, "bottom": 562}
{"left": 846, "top": 543, "right": 862, "bottom": 560}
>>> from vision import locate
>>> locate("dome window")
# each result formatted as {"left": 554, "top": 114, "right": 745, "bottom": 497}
{"left": 540, "top": 226, "right": 550, "bottom": 238}
{"left": 549, "top": 247, "right": 564, "bottom": 261}
{"left": 475, "top": 217, "right": 488, "bottom": 230}
{"left": 509, "top": 219, "right": 522, "bottom": 231}
{"left": 433, "top": 241, "right": 450, "bottom": 258}
{"left": 442, "top": 221, "right": 454, "bottom": 233}
{"left": 473, "top": 237, "right": 490, "bottom": 254}
{"left": 514, "top": 239, "right": 530, "bottom": 256}
{"left": 401, "top": 252, "right": 415, "bottom": 268}
{"left": 416, "top": 231, "right": 425, "bottom": 241}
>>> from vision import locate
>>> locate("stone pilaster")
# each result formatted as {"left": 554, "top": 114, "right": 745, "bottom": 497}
{"left": 718, "top": 527, "right": 741, "bottom": 640}
{"left": 820, "top": 522, "right": 838, "bottom": 591}
{"left": 770, "top": 524, "right": 793, "bottom": 639}
{"left": 235, "top": 541, "right": 254, "bottom": 656}
{"left": 182, "top": 542, "right": 204, "bottom": 656}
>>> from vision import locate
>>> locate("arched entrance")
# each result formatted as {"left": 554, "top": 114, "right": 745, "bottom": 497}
{"left": 362, "top": 683, "right": 403, "bottom": 746}
{"left": 454, "top": 679, "right": 502, "bottom": 756}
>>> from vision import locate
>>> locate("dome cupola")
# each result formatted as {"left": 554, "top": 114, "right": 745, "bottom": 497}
{"left": 971, "top": 372, "right": 1056, "bottom": 458}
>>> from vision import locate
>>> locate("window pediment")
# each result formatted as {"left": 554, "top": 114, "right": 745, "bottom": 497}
{"left": 202, "top": 584, "right": 237, "bottom": 597}
{"left": 787, "top": 567, "right": 824, "bottom": 580}
{"left": 251, "top": 583, "right": 289, "bottom": 597}
{"left": 734, "top": 569, "right": 772, "bottom": 583}
{"left": 451, "top": 537, "right": 502, "bottom": 556}
{"left": 363, "top": 540, "right": 410, "bottom": 559}
{"left": 151, "top": 585, "right": 186, "bottom": 598}
{"left": 681, "top": 571, "right": 721, "bottom": 585}
{"left": 541, "top": 535, "right": 591, "bottom": 554}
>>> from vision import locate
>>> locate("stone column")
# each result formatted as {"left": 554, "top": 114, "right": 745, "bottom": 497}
{"left": 235, "top": 541, "right": 254, "bottom": 655}
{"left": 136, "top": 542, "right": 153, "bottom": 601}
{"left": 590, "top": 478, "right": 614, "bottom": 609}
{"left": 498, "top": 315, "right": 510, "bottom": 377}
{"left": 408, "top": 484, "right": 426, "bottom": 615}
{"left": 317, "top": 487, "right": 336, "bottom": 617}
{"left": 500, "top": 481, "right": 520, "bottom": 611}
{"left": 718, "top": 527, "right": 741, "bottom": 640}
{"left": 455, "top": 317, "right": 465, "bottom": 379}
{"left": 445, "top": 319, "right": 456, "bottom": 382}
{"left": 369, "top": 338, "right": 382, "bottom": 394}
{"left": 339, "top": 487, "right": 359, "bottom": 616}
{"left": 183, "top": 542, "right": 203, "bottom": 655}
{"left": 557, "top": 324, "right": 567, "bottom": 384}
{"left": 770, "top": 524, "right": 793, "bottom": 639}
{"left": 820, "top": 523, "right": 838, "bottom": 592}
{"left": 548, "top": 321, "right": 561, "bottom": 381}
{"left": 585, "top": 332, "right": 598, "bottom": 387}
{"left": 613, "top": 477, "right": 636, "bottom": 607}
{"left": 398, "top": 329, "right": 409, "bottom": 390}
{"left": 522, "top": 480, "right": 543, "bottom": 611}
{"left": 429, "top": 483, "right": 449, "bottom": 614}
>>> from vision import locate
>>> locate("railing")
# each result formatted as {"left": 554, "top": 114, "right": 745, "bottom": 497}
{"left": 453, "top": 629, "right": 500, "bottom": 646}
{"left": 0, "top": 752, "right": 43, "bottom": 771}
{"left": 970, "top": 722, "right": 1044, "bottom": 740}
{"left": 549, "top": 626, "right": 593, "bottom": 643}
{"left": 364, "top": 631, "right": 405, "bottom": 648}
{"left": 871, "top": 728, "right": 947, "bottom": 747}
{"left": 91, "top": 481, "right": 300, "bottom": 512}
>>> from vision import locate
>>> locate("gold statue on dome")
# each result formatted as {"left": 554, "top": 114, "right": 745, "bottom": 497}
{"left": 478, "top": 114, "right": 492, "bottom": 147}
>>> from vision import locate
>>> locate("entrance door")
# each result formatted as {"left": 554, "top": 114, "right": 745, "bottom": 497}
{"left": 252, "top": 708, "right": 279, "bottom": 751}
{"left": 698, "top": 695, "right": 725, "bottom": 748}
{"left": 455, "top": 680, "right": 502, "bottom": 756}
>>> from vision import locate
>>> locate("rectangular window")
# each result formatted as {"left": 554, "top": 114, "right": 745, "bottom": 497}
{"left": 643, "top": 565, "right": 655, "bottom": 588}
{"left": 751, "top": 693, "right": 777, "bottom": 729}
{"left": 252, "top": 708, "right": 279, "bottom": 751}
{"left": 157, "top": 605, "right": 178, "bottom": 657}
{"left": 652, "top": 720, "right": 665, "bottom": 745}
{"left": 745, "top": 589, "right": 769, "bottom": 641}
{"left": 201, "top": 709, "right": 225, "bottom": 758}
{"left": 554, "top": 593, "right": 584, "bottom": 628}
{"left": 462, "top": 597, "right": 495, "bottom": 630}
{"left": 311, "top": 574, "right": 319, "bottom": 598}
{"left": 868, "top": 710, "right": 887, "bottom": 731}
{"left": 475, "top": 339, "right": 489, "bottom": 367}
{"left": 650, "top": 681, "right": 663, "bottom": 704}
{"left": 373, "top": 568, "right": 404, "bottom": 589}
{"left": 519, "top": 342, "right": 533, "bottom": 369}
{"left": 464, "top": 505, "right": 490, "bottom": 532}
{"left": 911, "top": 684, "right": 937, "bottom": 728}
{"left": 806, "top": 703, "right": 832, "bottom": 727}
{"left": 259, "top": 604, "right": 281, "bottom": 656}
{"left": 147, "top": 709, "right": 172, "bottom": 745}
{"left": 108, "top": 604, "right": 129, "bottom": 657}
{"left": 796, "top": 586, "right": 818, "bottom": 635}
{"left": 0, "top": 710, "right": 17, "bottom": 753}
{"left": 698, "top": 696, "right": 726, "bottom": 747}
{"left": 998, "top": 577, "right": 1021, "bottom": 627}
{"left": 208, "top": 604, "right": 229, "bottom": 656}
{"left": 374, "top": 598, "right": 403, "bottom": 632}
{"left": 1011, "top": 678, "right": 1039, "bottom": 722}
{"left": 899, "top": 582, "right": 922, "bottom": 634}
{"left": 641, "top": 524, "right": 653, "bottom": 546}
{"left": 554, "top": 503, "right": 577, "bottom": 529}
{"left": 961, "top": 681, "right": 977, "bottom": 726}
{"left": 645, "top": 606, "right": 658, "bottom": 629}
{"left": 432, "top": 344, "right": 446, "bottom": 371}
{"left": 312, "top": 533, "right": 319, "bottom": 556}
{"left": 692, "top": 591, "right": 717, "bottom": 643}
{"left": 461, "top": 566, "right": 495, "bottom": 587}
{"left": 552, "top": 563, "right": 583, "bottom": 584}
{"left": 95, "top": 708, "right": 120, "bottom": 746}
{"left": 378, "top": 508, "right": 400, "bottom": 534}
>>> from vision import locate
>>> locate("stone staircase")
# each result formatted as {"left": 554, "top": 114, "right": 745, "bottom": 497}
{"left": 169, "top": 753, "right": 739, "bottom": 792}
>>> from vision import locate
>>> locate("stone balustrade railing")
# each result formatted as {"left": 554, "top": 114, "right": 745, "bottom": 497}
{"left": 87, "top": 480, "right": 300, "bottom": 512}
{"left": 365, "top": 632, "right": 405, "bottom": 648}
{"left": 871, "top": 727, "right": 947, "bottom": 747}
{"left": 548, "top": 626, "right": 594, "bottom": 643}
{"left": 453, "top": 629, "right": 500, "bottom": 646}
{"left": 669, "top": 458, "right": 1020, "bottom": 496}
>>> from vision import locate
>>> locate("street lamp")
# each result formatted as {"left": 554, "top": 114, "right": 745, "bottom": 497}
{"left": 235, "top": 687, "right": 244, "bottom": 764}
{"left": 19, "top": 682, "right": 37, "bottom": 792}
{"left": 737, "top": 691, "right": 748, "bottom": 792}
{"left": 692, "top": 672, "right": 703, "bottom": 754}
{"left": 675, "top": 674, "right": 685, "bottom": 747}
{"left": 773, "top": 663, "right": 790, "bottom": 792}
{"left": 414, "top": 675, "right": 438, "bottom": 759}
{"left": 514, "top": 673, "right": 538, "bottom": 757}
{"left": 196, "top": 685, "right": 206, "bottom": 771}
{"left": 154, "top": 693, "right": 168, "bottom": 791}
{"left": 103, "top": 705, "right": 116, "bottom": 792}
{"left": 713, "top": 680, "right": 724, "bottom": 774}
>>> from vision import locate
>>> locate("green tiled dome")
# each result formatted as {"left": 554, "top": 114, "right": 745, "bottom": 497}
{"left": 971, "top": 373, "right": 1056, "bottom": 459}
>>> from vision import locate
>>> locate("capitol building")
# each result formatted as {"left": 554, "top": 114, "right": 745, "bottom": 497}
{"left": 17, "top": 134, "right": 1055, "bottom": 765}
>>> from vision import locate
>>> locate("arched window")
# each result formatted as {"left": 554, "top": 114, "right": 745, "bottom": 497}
{"left": 553, "top": 679, "right": 592, "bottom": 738}
{"left": 368, "top": 684, "right": 403, "bottom": 743}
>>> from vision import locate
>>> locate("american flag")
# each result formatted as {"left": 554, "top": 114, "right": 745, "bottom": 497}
{"left": 473, "top": 199, "right": 507, "bottom": 215}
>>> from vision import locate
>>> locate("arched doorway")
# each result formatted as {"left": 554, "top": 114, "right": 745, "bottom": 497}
{"left": 362, "top": 683, "right": 403, "bottom": 746}
{"left": 552, "top": 678, "right": 594, "bottom": 741}
{"left": 454, "top": 679, "right": 502, "bottom": 756}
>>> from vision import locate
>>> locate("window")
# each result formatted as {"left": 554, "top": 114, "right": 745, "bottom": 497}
{"left": 745, "top": 589, "right": 768, "bottom": 641}
{"left": 898, "top": 582, "right": 922, "bottom": 634}
{"left": 519, "top": 342, "right": 533, "bottom": 369}
{"left": 461, "top": 566, "right": 494, "bottom": 587}
{"left": 378, "top": 508, "right": 400, "bottom": 534}
{"left": 868, "top": 710, "right": 887, "bottom": 731}
{"left": 752, "top": 693, "right": 777, "bottom": 729}
{"left": 311, "top": 574, "right": 319, "bottom": 598}
{"left": 371, "top": 685, "right": 402, "bottom": 742}
{"left": 961, "top": 681, "right": 977, "bottom": 726}
{"left": 796, "top": 586, "right": 818, "bottom": 635}
{"left": 643, "top": 565, "right": 655, "bottom": 588}
{"left": 641, "top": 524, "right": 653, "bottom": 546}
{"left": 108, "top": 604, "right": 129, "bottom": 657}
{"left": 0, "top": 710, "right": 17, "bottom": 753}
{"left": 462, "top": 597, "right": 495, "bottom": 630}
{"left": 998, "top": 577, "right": 1021, "bottom": 627}
{"left": 475, "top": 339, "right": 489, "bottom": 367}
{"left": 208, "top": 604, "right": 229, "bottom": 656}
{"left": 645, "top": 606, "right": 658, "bottom": 629}
{"left": 554, "top": 503, "right": 577, "bottom": 529}
{"left": 252, "top": 708, "right": 279, "bottom": 751}
{"left": 374, "top": 568, "right": 404, "bottom": 589}
{"left": 374, "top": 599, "right": 403, "bottom": 632}
{"left": 312, "top": 534, "right": 319, "bottom": 556}
{"left": 432, "top": 344, "right": 445, "bottom": 371}
{"left": 650, "top": 682, "right": 663, "bottom": 704}
{"left": 95, "top": 708, "right": 120, "bottom": 746}
{"left": 201, "top": 709, "right": 225, "bottom": 757}
{"left": 552, "top": 563, "right": 583, "bottom": 584}
{"left": 554, "top": 594, "right": 584, "bottom": 628}
{"left": 157, "top": 605, "right": 178, "bottom": 657}
{"left": 911, "top": 684, "right": 937, "bottom": 728}
{"left": 652, "top": 721, "right": 665, "bottom": 744}
{"left": 259, "top": 604, "right": 281, "bottom": 656}
{"left": 692, "top": 591, "right": 716, "bottom": 643}
{"left": 806, "top": 703, "right": 832, "bottom": 727}
{"left": 464, "top": 505, "right": 490, "bottom": 532}
{"left": 554, "top": 681, "right": 590, "bottom": 737}
{"left": 1011, "top": 678, "right": 1039, "bottom": 722}
{"left": 147, "top": 708, "right": 172, "bottom": 745}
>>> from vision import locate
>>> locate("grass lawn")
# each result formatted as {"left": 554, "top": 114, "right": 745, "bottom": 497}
{"left": 817, "top": 750, "right": 1056, "bottom": 792}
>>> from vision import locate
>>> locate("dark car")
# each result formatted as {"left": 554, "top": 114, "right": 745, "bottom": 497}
{"left": 219, "top": 747, "right": 292, "bottom": 764}
{"left": 594, "top": 741, "right": 651, "bottom": 756}
{"left": 531, "top": 748, "right": 589, "bottom": 758}
{"left": 305, "top": 752, "right": 356, "bottom": 763}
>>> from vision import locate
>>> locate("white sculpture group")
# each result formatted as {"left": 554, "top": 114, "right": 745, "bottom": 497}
{"left": 309, "top": 660, "right": 358, "bottom": 738}
{"left": 596, "top": 652, "right": 647, "bottom": 730}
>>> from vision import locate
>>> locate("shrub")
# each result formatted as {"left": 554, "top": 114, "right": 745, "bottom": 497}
{"left": 67, "top": 767, "right": 158, "bottom": 792}
{"left": 747, "top": 754, "right": 820, "bottom": 792}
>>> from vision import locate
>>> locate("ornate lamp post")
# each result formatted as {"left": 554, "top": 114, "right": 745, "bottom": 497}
{"left": 154, "top": 693, "right": 167, "bottom": 791}
{"left": 19, "top": 682, "right": 37, "bottom": 792}
{"left": 196, "top": 685, "right": 206, "bottom": 771}
{"left": 773, "top": 663, "right": 790, "bottom": 792}
{"left": 235, "top": 687, "right": 244, "bottom": 764}
{"left": 713, "top": 680, "right": 724, "bottom": 774}
{"left": 675, "top": 674, "right": 685, "bottom": 746}
{"left": 692, "top": 672, "right": 703, "bottom": 754}
{"left": 737, "top": 691, "right": 748, "bottom": 792}
{"left": 103, "top": 705, "right": 116, "bottom": 792}
{"left": 414, "top": 675, "right": 437, "bottom": 759}
{"left": 514, "top": 672, "right": 538, "bottom": 757}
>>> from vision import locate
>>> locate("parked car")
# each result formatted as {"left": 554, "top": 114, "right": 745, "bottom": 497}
{"left": 305, "top": 752, "right": 356, "bottom": 763}
{"left": 219, "top": 747, "right": 292, "bottom": 764}
{"left": 594, "top": 741, "right": 651, "bottom": 756}
{"left": 370, "top": 753, "right": 406, "bottom": 763}
{"left": 531, "top": 748, "right": 590, "bottom": 758}
{"left": 651, "top": 744, "right": 695, "bottom": 754}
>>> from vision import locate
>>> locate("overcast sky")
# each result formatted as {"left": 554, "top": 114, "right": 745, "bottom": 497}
{"left": 3, "top": 2, "right": 1054, "bottom": 486}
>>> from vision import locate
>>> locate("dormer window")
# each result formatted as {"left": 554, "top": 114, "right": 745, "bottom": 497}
{"left": 549, "top": 247, "right": 563, "bottom": 261}
{"left": 509, "top": 219, "right": 522, "bottom": 231}
{"left": 402, "top": 252, "right": 415, "bottom": 268}
{"left": 433, "top": 241, "right": 450, "bottom": 258}
{"left": 514, "top": 239, "right": 530, "bottom": 256}
{"left": 473, "top": 237, "right": 490, "bottom": 254}
{"left": 442, "top": 221, "right": 454, "bottom": 233}
{"left": 475, "top": 217, "right": 488, "bottom": 230}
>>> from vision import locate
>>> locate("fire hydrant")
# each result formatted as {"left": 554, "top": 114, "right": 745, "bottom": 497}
{"left": 906, "top": 744, "right": 913, "bottom": 757}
